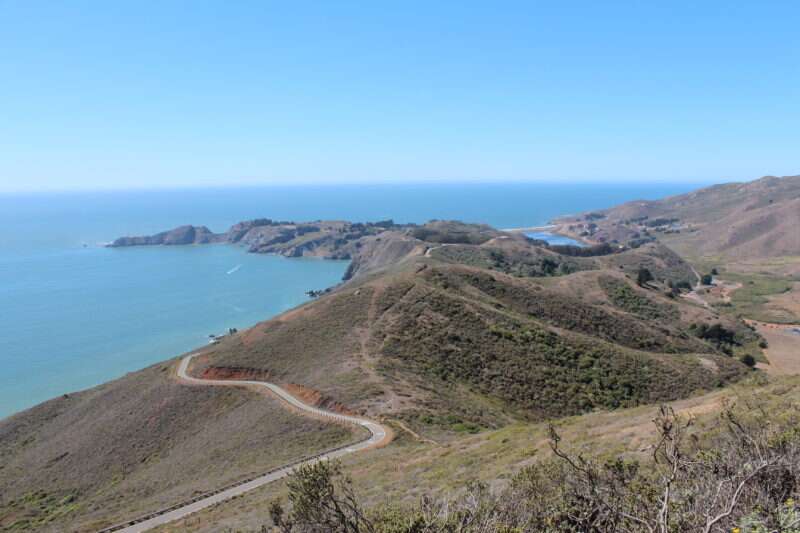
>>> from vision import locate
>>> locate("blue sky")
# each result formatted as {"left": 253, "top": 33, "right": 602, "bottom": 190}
{"left": 0, "top": 1, "right": 798, "bottom": 192}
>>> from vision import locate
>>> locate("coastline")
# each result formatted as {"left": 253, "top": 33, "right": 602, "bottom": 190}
{"left": 0, "top": 245, "right": 349, "bottom": 420}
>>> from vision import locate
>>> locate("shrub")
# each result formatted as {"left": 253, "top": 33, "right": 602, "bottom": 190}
{"left": 637, "top": 267, "right": 654, "bottom": 286}
{"left": 549, "top": 242, "right": 616, "bottom": 257}
{"left": 599, "top": 276, "right": 679, "bottom": 321}
{"left": 267, "top": 404, "right": 800, "bottom": 532}
{"left": 694, "top": 323, "right": 737, "bottom": 348}
{"left": 740, "top": 354, "right": 757, "bottom": 367}
{"left": 269, "top": 460, "right": 372, "bottom": 533}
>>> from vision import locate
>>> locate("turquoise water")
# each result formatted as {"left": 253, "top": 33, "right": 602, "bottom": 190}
{"left": 0, "top": 182, "right": 703, "bottom": 418}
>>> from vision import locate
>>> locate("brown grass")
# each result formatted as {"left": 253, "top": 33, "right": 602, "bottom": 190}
{"left": 748, "top": 321, "right": 800, "bottom": 376}
{"left": 153, "top": 373, "right": 800, "bottom": 533}
{"left": 0, "top": 361, "right": 358, "bottom": 532}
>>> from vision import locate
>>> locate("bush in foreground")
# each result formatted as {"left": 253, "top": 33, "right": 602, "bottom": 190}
{"left": 269, "top": 401, "right": 800, "bottom": 532}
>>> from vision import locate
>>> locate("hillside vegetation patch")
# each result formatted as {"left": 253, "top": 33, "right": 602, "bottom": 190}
{"left": 599, "top": 275, "right": 680, "bottom": 321}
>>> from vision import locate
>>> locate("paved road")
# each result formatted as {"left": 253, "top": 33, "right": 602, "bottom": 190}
{"left": 102, "top": 353, "right": 389, "bottom": 533}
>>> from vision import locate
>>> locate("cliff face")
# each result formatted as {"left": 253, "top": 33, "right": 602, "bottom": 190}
{"left": 110, "top": 219, "right": 388, "bottom": 253}
{"left": 109, "top": 219, "right": 518, "bottom": 284}
{"left": 342, "top": 232, "right": 422, "bottom": 280}
{"left": 108, "top": 219, "right": 425, "bottom": 280}
{"left": 110, "top": 225, "right": 221, "bottom": 246}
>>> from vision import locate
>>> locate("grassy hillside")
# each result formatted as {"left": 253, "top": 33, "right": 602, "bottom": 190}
{"left": 554, "top": 175, "right": 800, "bottom": 262}
{"left": 197, "top": 239, "right": 750, "bottom": 436}
{"left": 0, "top": 361, "right": 358, "bottom": 532}
{"left": 377, "top": 267, "right": 742, "bottom": 422}
{"left": 154, "top": 373, "right": 800, "bottom": 533}
{"left": 547, "top": 175, "right": 800, "bottom": 329}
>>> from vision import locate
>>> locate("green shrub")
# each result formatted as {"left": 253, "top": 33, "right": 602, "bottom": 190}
{"left": 740, "top": 354, "right": 756, "bottom": 367}
{"left": 637, "top": 267, "right": 654, "bottom": 286}
{"left": 599, "top": 276, "right": 679, "bottom": 322}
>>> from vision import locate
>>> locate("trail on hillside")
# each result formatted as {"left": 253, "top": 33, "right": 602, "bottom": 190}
{"left": 99, "top": 353, "right": 390, "bottom": 533}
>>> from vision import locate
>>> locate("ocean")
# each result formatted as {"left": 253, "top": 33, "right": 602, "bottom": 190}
{"left": 0, "top": 182, "right": 703, "bottom": 418}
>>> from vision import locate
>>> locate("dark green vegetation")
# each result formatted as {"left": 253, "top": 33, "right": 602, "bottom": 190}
{"left": 600, "top": 241, "right": 696, "bottom": 287}
{"left": 599, "top": 275, "right": 678, "bottom": 321}
{"left": 0, "top": 362, "right": 357, "bottom": 532}
{"left": 410, "top": 220, "right": 499, "bottom": 245}
{"left": 429, "top": 242, "right": 593, "bottom": 277}
{"left": 377, "top": 266, "right": 743, "bottom": 425}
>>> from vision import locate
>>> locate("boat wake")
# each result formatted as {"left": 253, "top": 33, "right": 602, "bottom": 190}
{"left": 226, "top": 264, "right": 242, "bottom": 275}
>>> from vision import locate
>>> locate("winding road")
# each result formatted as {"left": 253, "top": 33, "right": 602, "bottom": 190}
{"left": 100, "top": 353, "right": 389, "bottom": 533}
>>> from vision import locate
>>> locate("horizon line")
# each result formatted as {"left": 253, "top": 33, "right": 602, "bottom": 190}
{"left": 0, "top": 176, "right": 742, "bottom": 195}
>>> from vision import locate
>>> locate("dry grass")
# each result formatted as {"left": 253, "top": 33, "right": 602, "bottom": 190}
{"left": 0, "top": 360, "right": 358, "bottom": 532}
{"left": 153, "top": 373, "right": 800, "bottom": 533}
{"left": 750, "top": 321, "right": 800, "bottom": 376}
{"left": 764, "top": 281, "right": 800, "bottom": 320}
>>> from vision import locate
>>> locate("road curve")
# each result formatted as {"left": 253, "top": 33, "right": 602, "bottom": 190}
{"left": 100, "top": 353, "right": 389, "bottom": 533}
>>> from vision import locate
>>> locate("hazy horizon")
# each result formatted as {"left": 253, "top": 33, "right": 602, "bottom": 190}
{"left": 0, "top": 176, "right": 730, "bottom": 195}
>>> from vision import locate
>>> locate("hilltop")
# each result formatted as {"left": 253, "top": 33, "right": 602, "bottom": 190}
{"left": 552, "top": 174, "right": 800, "bottom": 262}
{"left": 197, "top": 235, "right": 751, "bottom": 434}
{"left": 109, "top": 219, "right": 473, "bottom": 280}
{"left": 550, "top": 174, "right": 800, "bottom": 325}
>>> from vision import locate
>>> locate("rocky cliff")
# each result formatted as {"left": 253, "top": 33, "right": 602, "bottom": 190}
{"left": 109, "top": 219, "right": 428, "bottom": 280}
{"left": 110, "top": 225, "right": 221, "bottom": 246}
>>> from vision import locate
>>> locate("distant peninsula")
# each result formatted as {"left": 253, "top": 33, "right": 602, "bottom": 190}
{"left": 110, "top": 219, "right": 496, "bottom": 280}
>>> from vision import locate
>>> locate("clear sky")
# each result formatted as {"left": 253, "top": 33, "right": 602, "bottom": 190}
{"left": 1, "top": 1, "right": 798, "bottom": 192}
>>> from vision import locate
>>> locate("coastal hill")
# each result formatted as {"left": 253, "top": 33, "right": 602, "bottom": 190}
{"left": 0, "top": 217, "right": 759, "bottom": 531}
{"left": 110, "top": 219, "right": 430, "bottom": 280}
{"left": 552, "top": 174, "right": 800, "bottom": 261}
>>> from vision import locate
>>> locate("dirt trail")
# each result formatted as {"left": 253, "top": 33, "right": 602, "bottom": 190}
{"left": 99, "top": 353, "right": 391, "bottom": 533}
